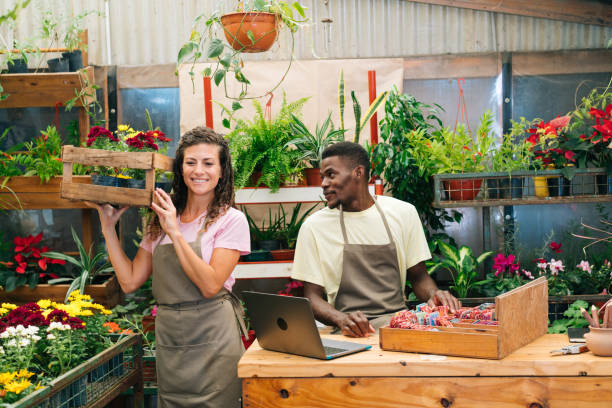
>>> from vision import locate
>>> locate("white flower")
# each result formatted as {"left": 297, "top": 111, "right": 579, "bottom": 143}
{"left": 25, "top": 325, "right": 39, "bottom": 335}
{"left": 48, "top": 322, "right": 71, "bottom": 331}
{"left": 549, "top": 259, "right": 564, "bottom": 276}
{"left": 32, "top": 334, "right": 41, "bottom": 342}
{"left": 18, "top": 338, "right": 30, "bottom": 347}
{"left": 47, "top": 334, "right": 56, "bottom": 340}
{"left": 7, "top": 339, "right": 16, "bottom": 347}
{"left": 0, "top": 346, "right": 4, "bottom": 354}
{"left": 576, "top": 261, "right": 592, "bottom": 274}
{"left": 537, "top": 262, "right": 548, "bottom": 270}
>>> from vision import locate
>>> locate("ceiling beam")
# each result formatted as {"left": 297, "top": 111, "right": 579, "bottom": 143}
{"left": 405, "top": 0, "right": 611, "bottom": 26}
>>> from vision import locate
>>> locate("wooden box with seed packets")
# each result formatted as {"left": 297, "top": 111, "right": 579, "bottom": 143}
{"left": 60, "top": 145, "right": 174, "bottom": 207}
{"left": 379, "top": 277, "right": 548, "bottom": 359}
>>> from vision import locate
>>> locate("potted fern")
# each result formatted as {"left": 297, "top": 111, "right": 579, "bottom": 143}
{"left": 287, "top": 113, "right": 345, "bottom": 186}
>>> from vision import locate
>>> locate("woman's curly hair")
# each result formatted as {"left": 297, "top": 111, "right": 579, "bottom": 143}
{"left": 146, "top": 126, "right": 235, "bottom": 239}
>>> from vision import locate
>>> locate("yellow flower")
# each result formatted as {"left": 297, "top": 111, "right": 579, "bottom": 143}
{"left": 0, "top": 372, "right": 15, "bottom": 386}
{"left": 117, "top": 124, "right": 129, "bottom": 132}
{"left": 116, "top": 173, "right": 132, "bottom": 179}
{"left": 35, "top": 382, "right": 44, "bottom": 390}
{"left": 15, "top": 370, "right": 34, "bottom": 379}
{"left": 4, "top": 379, "right": 32, "bottom": 394}
{"left": 79, "top": 309, "right": 93, "bottom": 316}
{"left": 1, "top": 303, "right": 17, "bottom": 310}
{"left": 0, "top": 307, "right": 8, "bottom": 316}
{"left": 37, "top": 299, "right": 52, "bottom": 309}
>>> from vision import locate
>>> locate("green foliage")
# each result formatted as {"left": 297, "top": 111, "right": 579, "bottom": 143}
{"left": 370, "top": 87, "right": 462, "bottom": 236}
{"left": 15, "top": 126, "right": 64, "bottom": 183}
{"left": 227, "top": 95, "right": 307, "bottom": 191}
{"left": 474, "top": 272, "right": 528, "bottom": 297}
{"left": 489, "top": 117, "right": 536, "bottom": 173}
{"left": 43, "top": 227, "right": 114, "bottom": 302}
{"left": 287, "top": 113, "right": 345, "bottom": 168}
{"left": 242, "top": 205, "right": 283, "bottom": 245}
{"left": 548, "top": 300, "right": 590, "bottom": 334}
{"left": 427, "top": 239, "right": 493, "bottom": 298}
{"left": 276, "top": 202, "right": 319, "bottom": 249}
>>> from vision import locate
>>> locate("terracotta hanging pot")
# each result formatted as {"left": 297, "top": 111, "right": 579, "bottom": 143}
{"left": 220, "top": 12, "right": 279, "bottom": 53}
{"left": 443, "top": 178, "right": 482, "bottom": 201}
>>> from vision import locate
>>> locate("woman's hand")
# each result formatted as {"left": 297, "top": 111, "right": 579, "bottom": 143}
{"left": 84, "top": 201, "right": 129, "bottom": 234}
{"left": 151, "top": 188, "right": 180, "bottom": 239}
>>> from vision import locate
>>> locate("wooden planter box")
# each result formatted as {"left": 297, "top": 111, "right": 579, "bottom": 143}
{"left": 60, "top": 146, "right": 174, "bottom": 207}
{"left": 0, "top": 275, "right": 123, "bottom": 308}
{"left": 0, "top": 175, "right": 93, "bottom": 209}
{"left": 381, "top": 277, "right": 548, "bottom": 359}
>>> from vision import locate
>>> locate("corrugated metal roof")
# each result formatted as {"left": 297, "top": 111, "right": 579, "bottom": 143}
{"left": 2, "top": 0, "right": 610, "bottom": 66}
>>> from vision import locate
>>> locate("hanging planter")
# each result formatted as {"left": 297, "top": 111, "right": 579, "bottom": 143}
{"left": 443, "top": 178, "right": 483, "bottom": 201}
{"left": 220, "top": 12, "right": 279, "bottom": 53}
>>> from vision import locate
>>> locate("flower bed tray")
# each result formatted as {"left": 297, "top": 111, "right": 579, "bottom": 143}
{"left": 60, "top": 146, "right": 174, "bottom": 207}
{"left": 380, "top": 277, "right": 548, "bottom": 359}
{"left": 8, "top": 334, "right": 143, "bottom": 408}
{"left": 0, "top": 275, "right": 123, "bottom": 308}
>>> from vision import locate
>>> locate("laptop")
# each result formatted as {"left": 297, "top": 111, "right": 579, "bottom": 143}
{"left": 242, "top": 291, "right": 372, "bottom": 360}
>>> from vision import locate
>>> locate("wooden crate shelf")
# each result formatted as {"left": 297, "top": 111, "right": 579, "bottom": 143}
{"left": 0, "top": 175, "right": 93, "bottom": 209}
{"left": 60, "top": 146, "right": 174, "bottom": 207}
{"left": 379, "top": 277, "right": 549, "bottom": 359}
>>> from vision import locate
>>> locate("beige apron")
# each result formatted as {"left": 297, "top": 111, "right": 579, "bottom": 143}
{"left": 334, "top": 198, "right": 406, "bottom": 330}
{"left": 152, "top": 231, "right": 247, "bottom": 408}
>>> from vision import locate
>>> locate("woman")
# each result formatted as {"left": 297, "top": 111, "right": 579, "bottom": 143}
{"left": 88, "top": 127, "right": 249, "bottom": 407}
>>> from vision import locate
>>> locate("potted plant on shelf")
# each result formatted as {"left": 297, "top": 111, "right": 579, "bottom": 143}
{"left": 287, "top": 113, "right": 345, "bottom": 186}
{"left": 177, "top": 1, "right": 308, "bottom": 114}
{"left": 487, "top": 118, "right": 535, "bottom": 199}
{"left": 425, "top": 111, "right": 495, "bottom": 201}
{"left": 227, "top": 96, "right": 306, "bottom": 191}
{"left": 242, "top": 205, "right": 282, "bottom": 261}
{"left": 272, "top": 202, "right": 319, "bottom": 260}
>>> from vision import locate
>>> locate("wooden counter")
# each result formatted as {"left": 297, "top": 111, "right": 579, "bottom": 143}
{"left": 239, "top": 333, "right": 612, "bottom": 407}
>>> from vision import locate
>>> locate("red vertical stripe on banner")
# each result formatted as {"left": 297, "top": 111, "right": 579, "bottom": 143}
{"left": 203, "top": 76, "right": 213, "bottom": 129}
{"left": 368, "top": 70, "right": 378, "bottom": 146}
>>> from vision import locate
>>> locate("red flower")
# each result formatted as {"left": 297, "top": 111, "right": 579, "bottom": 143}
{"left": 563, "top": 150, "right": 576, "bottom": 162}
{"left": 550, "top": 115, "right": 570, "bottom": 129}
{"left": 550, "top": 242, "right": 562, "bottom": 253}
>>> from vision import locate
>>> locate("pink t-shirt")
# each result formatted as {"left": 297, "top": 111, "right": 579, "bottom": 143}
{"left": 140, "top": 207, "right": 250, "bottom": 291}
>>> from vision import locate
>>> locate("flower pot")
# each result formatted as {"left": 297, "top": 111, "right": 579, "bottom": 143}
{"left": 258, "top": 239, "right": 281, "bottom": 251}
{"left": 62, "top": 50, "right": 83, "bottom": 71}
{"left": 533, "top": 176, "right": 550, "bottom": 198}
{"left": 91, "top": 174, "right": 121, "bottom": 187}
{"left": 241, "top": 250, "right": 271, "bottom": 262}
{"left": 127, "top": 178, "right": 146, "bottom": 189}
{"left": 443, "top": 178, "right": 482, "bottom": 201}
{"left": 241, "top": 329, "right": 256, "bottom": 349}
{"left": 270, "top": 249, "right": 295, "bottom": 261}
{"left": 547, "top": 176, "right": 571, "bottom": 197}
{"left": 47, "top": 57, "right": 69, "bottom": 72}
{"left": 304, "top": 168, "right": 322, "bottom": 186}
{"left": 595, "top": 174, "right": 612, "bottom": 195}
{"left": 584, "top": 326, "right": 612, "bottom": 356}
{"left": 220, "top": 12, "right": 278, "bottom": 53}
{"left": 6, "top": 58, "right": 27, "bottom": 73}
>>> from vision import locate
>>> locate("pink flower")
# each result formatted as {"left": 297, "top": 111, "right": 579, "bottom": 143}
{"left": 522, "top": 269, "right": 534, "bottom": 280}
{"left": 550, "top": 115, "right": 570, "bottom": 129}
{"left": 576, "top": 261, "right": 592, "bottom": 274}
{"left": 549, "top": 259, "right": 564, "bottom": 276}
{"left": 151, "top": 305, "right": 157, "bottom": 317}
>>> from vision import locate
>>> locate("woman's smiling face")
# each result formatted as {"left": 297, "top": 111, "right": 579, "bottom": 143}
{"left": 182, "top": 143, "right": 222, "bottom": 197}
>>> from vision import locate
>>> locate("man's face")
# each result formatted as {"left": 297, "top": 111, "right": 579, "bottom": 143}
{"left": 320, "top": 156, "right": 360, "bottom": 209}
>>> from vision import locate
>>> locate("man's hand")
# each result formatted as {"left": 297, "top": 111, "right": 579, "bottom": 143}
{"left": 337, "top": 311, "right": 375, "bottom": 338}
{"left": 427, "top": 289, "right": 461, "bottom": 314}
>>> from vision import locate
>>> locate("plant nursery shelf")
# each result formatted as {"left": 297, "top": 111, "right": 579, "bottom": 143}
{"left": 0, "top": 175, "right": 93, "bottom": 209}
{"left": 235, "top": 185, "right": 374, "bottom": 205}
{"left": 433, "top": 168, "right": 612, "bottom": 208}
{"left": 234, "top": 261, "right": 293, "bottom": 279}
{"left": 0, "top": 67, "right": 95, "bottom": 109}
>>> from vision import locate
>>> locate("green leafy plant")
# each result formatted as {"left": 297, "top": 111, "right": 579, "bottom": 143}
{"left": 371, "top": 87, "right": 462, "bottom": 236}
{"left": 287, "top": 113, "right": 345, "bottom": 168}
{"left": 177, "top": 0, "right": 308, "bottom": 113}
{"left": 0, "top": 0, "right": 33, "bottom": 100}
{"left": 43, "top": 227, "right": 114, "bottom": 302}
{"left": 241, "top": 205, "right": 283, "bottom": 246}
{"left": 15, "top": 125, "right": 64, "bottom": 183}
{"left": 337, "top": 70, "right": 388, "bottom": 144}
{"left": 548, "top": 300, "right": 590, "bottom": 334}
{"left": 489, "top": 118, "right": 536, "bottom": 173}
{"left": 427, "top": 239, "right": 493, "bottom": 298}
{"left": 227, "top": 95, "right": 307, "bottom": 191}
{"left": 276, "top": 202, "right": 318, "bottom": 249}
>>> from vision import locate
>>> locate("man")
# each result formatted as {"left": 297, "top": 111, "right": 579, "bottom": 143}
{"left": 291, "top": 142, "right": 460, "bottom": 337}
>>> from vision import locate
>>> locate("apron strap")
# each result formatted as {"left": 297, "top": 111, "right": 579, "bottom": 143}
{"left": 339, "top": 197, "right": 395, "bottom": 245}
{"left": 224, "top": 291, "right": 250, "bottom": 338}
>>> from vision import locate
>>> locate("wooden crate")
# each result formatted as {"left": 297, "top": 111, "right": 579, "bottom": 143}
{"left": 60, "top": 145, "right": 174, "bottom": 207}
{"left": 379, "top": 276, "right": 548, "bottom": 359}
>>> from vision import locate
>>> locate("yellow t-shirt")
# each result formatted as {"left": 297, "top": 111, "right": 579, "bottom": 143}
{"left": 291, "top": 195, "right": 431, "bottom": 307}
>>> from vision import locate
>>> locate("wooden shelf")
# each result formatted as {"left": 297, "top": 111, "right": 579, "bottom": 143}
{"left": 0, "top": 67, "right": 95, "bottom": 109}
{"left": 236, "top": 184, "right": 375, "bottom": 204}
{"left": 0, "top": 175, "right": 93, "bottom": 209}
{"left": 234, "top": 261, "right": 293, "bottom": 279}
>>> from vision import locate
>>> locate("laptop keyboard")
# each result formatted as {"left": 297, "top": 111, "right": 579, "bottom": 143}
{"left": 324, "top": 346, "right": 348, "bottom": 355}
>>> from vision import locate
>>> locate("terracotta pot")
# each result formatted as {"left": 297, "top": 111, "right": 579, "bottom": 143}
{"left": 443, "top": 179, "right": 482, "bottom": 201}
{"left": 249, "top": 171, "right": 269, "bottom": 188}
{"left": 142, "top": 315, "right": 155, "bottom": 334}
{"left": 270, "top": 249, "right": 295, "bottom": 261}
{"left": 304, "top": 168, "right": 322, "bottom": 186}
{"left": 220, "top": 12, "right": 278, "bottom": 53}
{"left": 584, "top": 326, "right": 612, "bottom": 356}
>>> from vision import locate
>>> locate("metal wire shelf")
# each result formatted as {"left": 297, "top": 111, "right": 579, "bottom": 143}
{"left": 433, "top": 168, "right": 612, "bottom": 208}
{"left": 9, "top": 335, "right": 143, "bottom": 408}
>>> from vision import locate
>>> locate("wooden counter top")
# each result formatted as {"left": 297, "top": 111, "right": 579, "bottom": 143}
{"left": 238, "top": 333, "right": 612, "bottom": 378}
